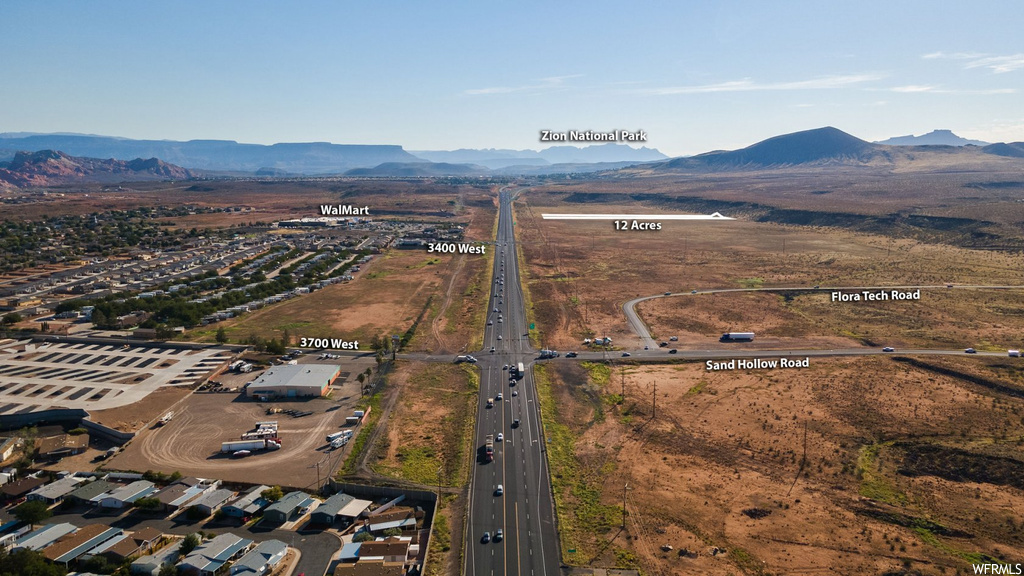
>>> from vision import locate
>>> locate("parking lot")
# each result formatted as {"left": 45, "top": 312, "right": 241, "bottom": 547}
{"left": 0, "top": 339, "right": 230, "bottom": 415}
{"left": 108, "top": 362, "right": 366, "bottom": 489}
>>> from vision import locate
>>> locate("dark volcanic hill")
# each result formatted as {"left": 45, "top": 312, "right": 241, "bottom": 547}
{"left": 0, "top": 133, "right": 421, "bottom": 174}
{"left": 982, "top": 142, "right": 1024, "bottom": 158}
{"left": 0, "top": 149, "right": 193, "bottom": 187}
{"left": 657, "top": 126, "right": 879, "bottom": 170}
{"left": 343, "top": 162, "right": 488, "bottom": 177}
{"left": 876, "top": 129, "right": 988, "bottom": 147}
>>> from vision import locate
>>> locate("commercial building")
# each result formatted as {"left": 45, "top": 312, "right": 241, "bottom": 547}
{"left": 247, "top": 365, "right": 340, "bottom": 399}
{"left": 35, "top": 434, "right": 89, "bottom": 459}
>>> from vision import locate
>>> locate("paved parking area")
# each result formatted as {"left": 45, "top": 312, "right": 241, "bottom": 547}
{"left": 0, "top": 340, "right": 230, "bottom": 414}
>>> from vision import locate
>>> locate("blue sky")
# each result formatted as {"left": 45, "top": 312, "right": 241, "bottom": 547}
{"left": 2, "top": 1, "right": 1022, "bottom": 156}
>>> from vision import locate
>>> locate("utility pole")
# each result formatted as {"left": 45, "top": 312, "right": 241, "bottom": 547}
{"left": 437, "top": 464, "right": 443, "bottom": 501}
{"left": 652, "top": 380, "right": 657, "bottom": 419}
{"left": 621, "top": 368, "right": 625, "bottom": 399}
{"left": 622, "top": 483, "right": 629, "bottom": 528}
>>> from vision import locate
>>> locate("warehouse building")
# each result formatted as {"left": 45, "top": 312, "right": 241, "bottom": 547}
{"left": 247, "top": 365, "right": 340, "bottom": 399}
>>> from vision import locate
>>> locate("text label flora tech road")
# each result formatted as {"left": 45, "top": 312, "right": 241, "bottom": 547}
{"left": 831, "top": 290, "right": 920, "bottom": 302}
{"left": 706, "top": 357, "right": 810, "bottom": 371}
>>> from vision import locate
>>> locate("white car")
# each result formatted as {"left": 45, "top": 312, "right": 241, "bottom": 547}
{"left": 512, "top": 390, "right": 518, "bottom": 396}
{"left": 882, "top": 347, "right": 894, "bottom": 352}
{"left": 496, "top": 433, "right": 503, "bottom": 441}
{"left": 496, "top": 392, "right": 503, "bottom": 400}
{"left": 497, "top": 335, "right": 502, "bottom": 340}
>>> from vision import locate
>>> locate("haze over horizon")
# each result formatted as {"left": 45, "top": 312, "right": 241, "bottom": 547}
{"left": 2, "top": 1, "right": 1023, "bottom": 156}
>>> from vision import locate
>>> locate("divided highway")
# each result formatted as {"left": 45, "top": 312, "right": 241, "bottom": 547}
{"left": 463, "top": 189, "right": 560, "bottom": 576}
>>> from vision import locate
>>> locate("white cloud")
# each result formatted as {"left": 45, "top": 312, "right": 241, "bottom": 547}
{"left": 964, "top": 54, "right": 1024, "bottom": 74}
{"left": 633, "top": 73, "right": 885, "bottom": 95}
{"left": 889, "top": 85, "right": 937, "bottom": 93}
{"left": 923, "top": 51, "right": 1024, "bottom": 73}
{"left": 464, "top": 74, "right": 583, "bottom": 96}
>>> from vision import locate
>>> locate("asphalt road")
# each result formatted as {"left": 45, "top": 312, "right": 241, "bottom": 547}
{"left": 463, "top": 188, "right": 560, "bottom": 576}
{"left": 623, "top": 284, "right": 1024, "bottom": 350}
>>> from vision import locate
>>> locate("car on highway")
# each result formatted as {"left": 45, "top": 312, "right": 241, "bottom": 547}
{"left": 494, "top": 528, "right": 503, "bottom": 542}
{"left": 644, "top": 345, "right": 649, "bottom": 350}
{"left": 883, "top": 347, "right": 895, "bottom": 352}
{"left": 497, "top": 335, "right": 502, "bottom": 340}
{"left": 496, "top": 433, "right": 503, "bottom": 441}
{"left": 493, "top": 308, "right": 498, "bottom": 312}
{"left": 664, "top": 291, "right": 671, "bottom": 296}
{"left": 965, "top": 348, "right": 977, "bottom": 354}
{"left": 481, "top": 532, "right": 491, "bottom": 543}
{"left": 669, "top": 349, "right": 677, "bottom": 354}
{"left": 488, "top": 320, "right": 493, "bottom": 325}
{"left": 496, "top": 392, "right": 503, "bottom": 400}
{"left": 512, "top": 390, "right": 517, "bottom": 396}
{"left": 565, "top": 351, "right": 577, "bottom": 357}
{"left": 498, "top": 318, "right": 502, "bottom": 323}
{"left": 490, "top": 346, "right": 495, "bottom": 353}
{"left": 503, "top": 364, "right": 508, "bottom": 370}
{"left": 495, "top": 484, "right": 503, "bottom": 496}
{"left": 512, "top": 418, "right": 520, "bottom": 428}
{"left": 622, "top": 352, "right": 631, "bottom": 357}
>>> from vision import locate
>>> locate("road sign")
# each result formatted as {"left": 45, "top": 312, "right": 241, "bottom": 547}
{"left": 530, "top": 323, "right": 535, "bottom": 330}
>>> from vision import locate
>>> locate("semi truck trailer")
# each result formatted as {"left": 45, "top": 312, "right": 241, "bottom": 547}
{"left": 720, "top": 332, "right": 755, "bottom": 342}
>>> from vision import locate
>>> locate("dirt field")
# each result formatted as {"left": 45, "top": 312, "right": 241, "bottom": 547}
{"left": 514, "top": 196, "right": 1024, "bottom": 350}
{"left": 88, "top": 386, "right": 193, "bottom": 433}
{"left": 535, "top": 357, "right": 1024, "bottom": 575}
{"left": 415, "top": 194, "right": 497, "bottom": 354}
{"left": 639, "top": 288, "right": 1024, "bottom": 352}
{"left": 363, "top": 361, "right": 478, "bottom": 576}
{"left": 107, "top": 365, "right": 369, "bottom": 488}
{"left": 369, "top": 361, "right": 478, "bottom": 486}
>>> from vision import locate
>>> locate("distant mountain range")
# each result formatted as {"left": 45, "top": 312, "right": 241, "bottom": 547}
{"left": 0, "top": 133, "right": 668, "bottom": 175}
{"left": 0, "top": 133, "right": 421, "bottom": 174}
{"left": 875, "top": 129, "right": 989, "bottom": 146}
{"left": 0, "top": 149, "right": 192, "bottom": 188}
{"left": 1, "top": 129, "right": 1023, "bottom": 185}
{"left": 411, "top": 144, "right": 668, "bottom": 169}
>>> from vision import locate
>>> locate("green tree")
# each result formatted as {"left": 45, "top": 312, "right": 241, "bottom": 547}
{"left": 382, "top": 527, "right": 403, "bottom": 537}
{"left": 0, "top": 548, "right": 66, "bottom": 576}
{"left": 352, "top": 531, "right": 374, "bottom": 542}
{"left": 13, "top": 500, "right": 51, "bottom": 529}
{"left": 215, "top": 327, "right": 228, "bottom": 344}
{"left": 281, "top": 329, "right": 291, "bottom": 346}
{"left": 90, "top": 308, "right": 107, "bottom": 327}
{"left": 180, "top": 533, "right": 201, "bottom": 556}
{"left": 261, "top": 486, "right": 284, "bottom": 502}
{"left": 158, "top": 561, "right": 178, "bottom": 576}
{"left": 1, "top": 313, "right": 22, "bottom": 326}
{"left": 266, "top": 338, "right": 285, "bottom": 355}
{"left": 134, "top": 497, "right": 162, "bottom": 512}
